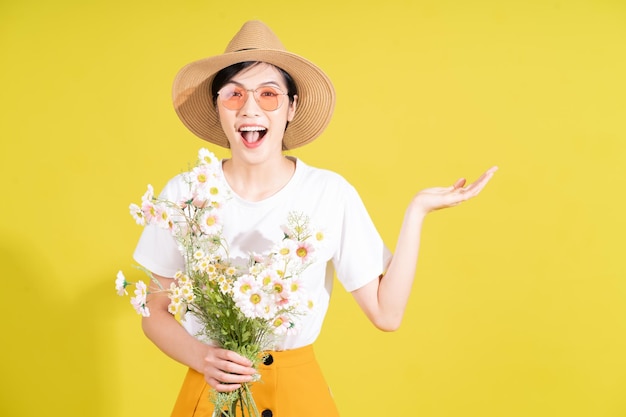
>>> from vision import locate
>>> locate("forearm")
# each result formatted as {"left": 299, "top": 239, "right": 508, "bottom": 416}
{"left": 142, "top": 311, "right": 208, "bottom": 373}
{"left": 141, "top": 273, "right": 208, "bottom": 372}
{"left": 352, "top": 197, "right": 427, "bottom": 331}
{"left": 376, "top": 199, "right": 427, "bottom": 329}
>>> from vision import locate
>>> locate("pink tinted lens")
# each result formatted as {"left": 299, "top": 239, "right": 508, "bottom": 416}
{"left": 255, "top": 87, "right": 281, "bottom": 111}
{"left": 219, "top": 86, "right": 246, "bottom": 110}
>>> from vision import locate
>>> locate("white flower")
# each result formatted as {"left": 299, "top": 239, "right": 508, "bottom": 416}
{"left": 236, "top": 288, "right": 272, "bottom": 320}
{"left": 273, "top": 239, "right": 297, "bottom": 259}
{"left": 199, "top": 210, "right": 221, "bottom": 235}
{"left": 198, "top": 148, "right": 220, "bottom": 168}
{"left": 207, "top": 184, "right": 229, "bottom": 208}
{"left": 258, "top": 268, "right": 279, "bottom": 288}
{"left": 167, "top": 301, "right": 180, "bottom": 315}
{"left": 193, "top": 179, "right": 228, "bottom": 210}
{"left": 129, "top": 203, "right": 145, "bottom": 226}
{"left": 130, "top": 280, "right": 150, "bottom": 317}
{"left": 194, "top": 260, "right": 217, "bottom": 277}
{"left": 141, "top": 184, "right": 154, "bottom": 203}
{"left": 232, "top": 275, "right": 256, "bottom": 296}
{"left": 167, "top": 294, "right": 186, "bottom": 316}
{"left": 181, "top": 284, "right": 195, "bottom": 303}
{"left": 287, "top": 278, "right": 304, "bottom": 294}
{"left": 279, "top": 276, "right": 309, "bottom": 312}
{"left": 219, "top": 280, "right": 232, "bottom": 294}
{"left": 169, "top": 282, "right": 182, "bottom": 297}
{"left": 176, "top": 272, "right": 191, "bottom": 286}
{"left": 248, "top": 262, "right": 264, "bottom": 276}
{"left": 115, "top": 271, "right": 128, "bottom": 296}
{"left": 190, "top": 165, "right": 212, "bottom": 186}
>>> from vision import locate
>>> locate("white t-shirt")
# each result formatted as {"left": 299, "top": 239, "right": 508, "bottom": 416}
{"left": 133, "top": 157, "right": 392, "bottom": 350}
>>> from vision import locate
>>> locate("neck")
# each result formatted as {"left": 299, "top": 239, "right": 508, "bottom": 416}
{"left": 222, "top": 155, "right": 296, "bottom": 202}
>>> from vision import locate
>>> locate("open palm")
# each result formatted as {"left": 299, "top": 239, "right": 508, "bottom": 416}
{"left": 414, "top": 166, "right": 498, "bottom": 214}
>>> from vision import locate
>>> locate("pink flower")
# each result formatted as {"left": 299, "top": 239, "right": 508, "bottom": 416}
{"left": 232, "top": 275, "right": 256, "bottom": 295}
{"left": 190, "top": 165, "right": 211, "bottom": 185}
{"left": 294, "top": 241, "right": 315, "bottom": 263}
{"left": 191, "top": 195, "right": 208, "bottom": 209}
{"left": 271, "top": 315, "right": 295, "bottom": 335}
{"left": 130, "top": 281, "right": 150, "bottom": 317}
{"left": 141, "top": 200, "right": 159, "bottom": 224}
{"left": 155, "top": 207, "right": 172, "bottom": 229}
{"left": 268, "top": 277, "right": 292, "bottom": 305}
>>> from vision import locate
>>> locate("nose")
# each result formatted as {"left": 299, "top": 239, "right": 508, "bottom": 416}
{"left": 239, "top": 89, "right": 261, "bottom": 116}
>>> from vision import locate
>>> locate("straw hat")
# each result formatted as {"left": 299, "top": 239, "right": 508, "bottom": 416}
{"left": 172, "top": 20, "right": 335, "bottom": 149}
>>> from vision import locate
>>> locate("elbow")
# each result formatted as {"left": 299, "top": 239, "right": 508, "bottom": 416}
{"left": 377, "top": 322, "right": 401, "bottom": 332}
{"left": 141, "top": 315, "right": 159, "bottom": 341}
{"left": 372, "top": 316, "right": 403, "bottom": 332}
{"left": 141, "top": 317, "right": 151, "bottom": 338}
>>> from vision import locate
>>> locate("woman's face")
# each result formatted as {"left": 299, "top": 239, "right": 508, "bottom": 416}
{"left": 217, "top": 63, "right": 297, "bottom": 165}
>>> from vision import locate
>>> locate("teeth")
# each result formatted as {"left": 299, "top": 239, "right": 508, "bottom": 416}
{"left": 239, "top": 126, "right": 266, "bottom": 132}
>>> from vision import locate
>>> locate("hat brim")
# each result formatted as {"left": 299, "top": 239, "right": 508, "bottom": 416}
{"left": 172, "top": 49, "right": 335, "bottom": 149}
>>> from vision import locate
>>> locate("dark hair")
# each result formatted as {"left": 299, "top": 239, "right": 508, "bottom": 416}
{"left": 210, "top": 61, "right": 298, "bottom": 107}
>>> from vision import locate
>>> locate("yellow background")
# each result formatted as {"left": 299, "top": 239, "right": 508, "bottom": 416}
{"left": 1, "top": 0, "right": 625, "bottom": 416}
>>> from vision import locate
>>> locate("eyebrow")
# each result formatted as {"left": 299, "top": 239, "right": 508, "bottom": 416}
{"left": 227, "top": 80, "right": 284, "bottom": 89}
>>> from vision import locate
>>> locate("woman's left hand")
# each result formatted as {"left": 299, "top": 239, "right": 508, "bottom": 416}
{"left": 412, "top": 166, "right": 498, "bottom": 215}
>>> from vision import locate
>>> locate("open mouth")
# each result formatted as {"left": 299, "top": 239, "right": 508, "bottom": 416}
{"left": 239, "top": 126, "right": 268, "bottom": 144}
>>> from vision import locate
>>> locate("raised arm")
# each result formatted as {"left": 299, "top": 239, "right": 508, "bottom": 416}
{"left": 351, "top": 166, "right": 498, "bottom": 331}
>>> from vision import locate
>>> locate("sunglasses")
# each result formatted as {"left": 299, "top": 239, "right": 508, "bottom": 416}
{"left": 217, "top": 85, "right": 289, "bottom": 112}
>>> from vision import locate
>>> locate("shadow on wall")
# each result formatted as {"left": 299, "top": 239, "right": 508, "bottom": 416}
{"left": 0, "top": 235, "right": 114, "bottom": 417}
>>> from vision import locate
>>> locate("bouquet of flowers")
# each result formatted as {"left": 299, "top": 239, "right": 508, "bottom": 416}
{"left": 116, "top": 148, "right": 320, "bottom": 417}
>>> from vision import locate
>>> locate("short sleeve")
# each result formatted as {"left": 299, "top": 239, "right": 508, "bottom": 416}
{"left": 132, "top": 176, "right": 186, "bottom": 278}
{"left": 332, "top": 184, "right": 392, "bottom": 292}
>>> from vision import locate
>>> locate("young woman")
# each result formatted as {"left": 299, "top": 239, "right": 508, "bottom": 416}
{"left": 134, "top": 20, "right": 497, "bottom": 417}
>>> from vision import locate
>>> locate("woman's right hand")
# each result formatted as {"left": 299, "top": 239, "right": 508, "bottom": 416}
{"left": 201, "top": 345, "right": 257, "bottom": 392}
{"left": 141, "top": 273, "right": 257, "bottom": 393}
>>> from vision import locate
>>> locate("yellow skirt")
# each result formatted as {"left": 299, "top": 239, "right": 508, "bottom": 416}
{"left": 171, "top": 345, "right": 340, "bottom": 417}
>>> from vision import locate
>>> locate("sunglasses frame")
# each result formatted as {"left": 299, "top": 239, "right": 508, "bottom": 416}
{"left": 217, "top": 85, "right": 289, "bottom": 112}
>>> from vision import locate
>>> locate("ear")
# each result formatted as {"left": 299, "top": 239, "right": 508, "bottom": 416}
{"left": 287, "top": 95, "right": 298, "bottom": 122}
